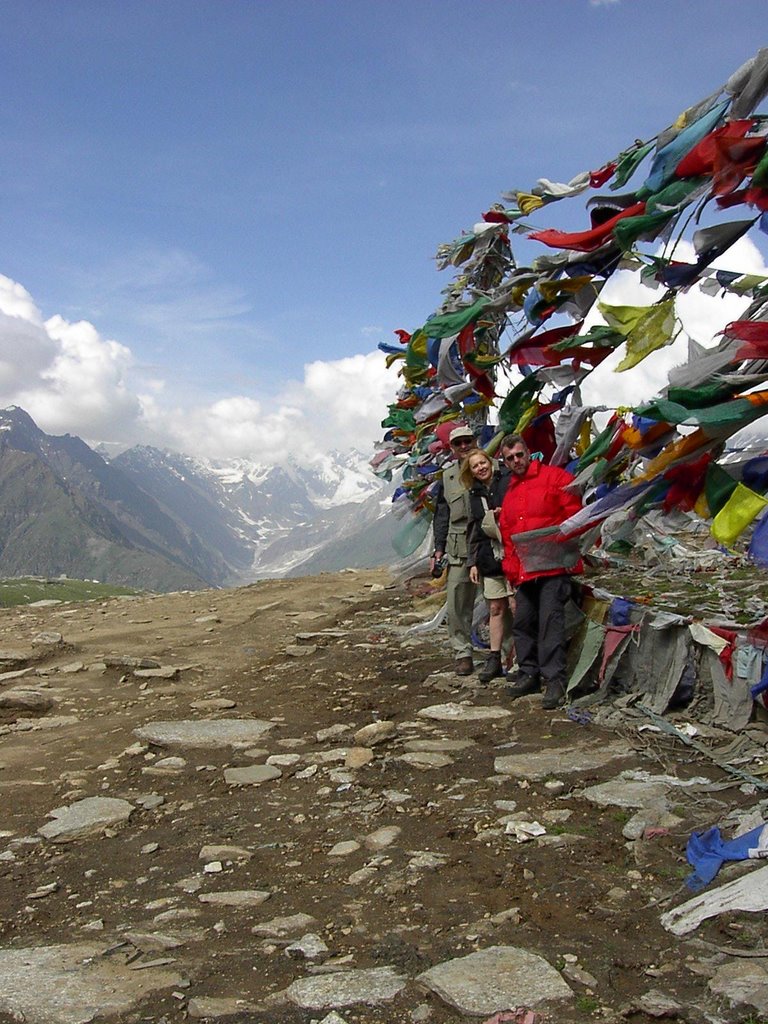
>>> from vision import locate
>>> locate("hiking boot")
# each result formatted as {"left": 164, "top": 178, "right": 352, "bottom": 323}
{"left": 478, "top": 651, "right": 503, "bottom": 683}
{"left": 454, "top": 656, "right": 474, "bottom": 676}
{"left": 542, "top": 678, "right": 566, "bottom": 710}
{"left": 504, "top": 674, "right": 541, "bottom": 699}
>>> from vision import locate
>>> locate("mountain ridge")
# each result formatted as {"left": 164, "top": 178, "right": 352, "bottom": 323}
{"left": 0, "top": 407, "right": 397, "bottom": 590}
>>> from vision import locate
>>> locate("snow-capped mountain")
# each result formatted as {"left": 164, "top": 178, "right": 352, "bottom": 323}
{"left": 0, "top": 407, "right": 399, "bottom": 590}
{"left": 110, "top": 444, "right": 395, "bottom": 582}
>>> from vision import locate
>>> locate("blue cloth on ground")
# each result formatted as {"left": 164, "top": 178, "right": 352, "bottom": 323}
{"left": 686, "top": 822, "right": 768, "bottom": 890}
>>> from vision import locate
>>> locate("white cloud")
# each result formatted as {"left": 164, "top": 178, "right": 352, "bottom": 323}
{"left": 148, "top": 352, "right": 401, "bottom": 462}
{"left": 0, "top": 271, "right": 400, "bottom": 465}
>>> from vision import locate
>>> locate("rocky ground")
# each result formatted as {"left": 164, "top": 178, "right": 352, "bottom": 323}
{"left": 0, "top": 566, "right": 767, "bottom": 1024}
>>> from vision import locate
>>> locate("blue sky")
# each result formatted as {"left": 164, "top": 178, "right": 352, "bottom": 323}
{"left": 0, "top": 1, "right": 766, "bottom": 462}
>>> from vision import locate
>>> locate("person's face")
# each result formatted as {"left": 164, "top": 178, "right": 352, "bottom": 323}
{"left": 450, "top": 436, "right": 476, "bottom": 459}
{"left": 468, "top": 453, "right": 492, "bottom": 482}
{"left": 502, "top": 444, "right": 531, "bottom": 477}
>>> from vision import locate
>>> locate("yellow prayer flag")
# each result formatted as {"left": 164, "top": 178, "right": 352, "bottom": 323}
{"left": 615, "top": 300, "right": 678, "bottom": 372}
{"left": 516, "top": 193, "right": 546, "bottom": 215}
{"left": 711, "top": 483, "right": 768, "bottom": 547}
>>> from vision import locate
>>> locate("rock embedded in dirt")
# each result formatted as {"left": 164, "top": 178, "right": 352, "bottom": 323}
{"left": 38, "top": 796, "right": 134, "bottom": 842}
{"left": 134, "top": 718, "right": 275, "bottom": 748}
{"left": 417, "top": 702, "right": 512, "bottom": 722}
{"left": 353, "top": 720, "right": 397, "bottom": 746}
{"left": 251, "top": 912, "right": 319, "bottom": 937}
{"left": 223, "top": 764, "right": 282, "bottom": 785}
{"left": 0, "top": 689, "right": 56, "bottom": 712}
{"left": 0, "top": 942, "right": 181, "bottom": 1022}
{"left": 364, "top": 825, "right": 401, "bottom": 850}
{"left": 328, "top": 840, "right": 361, "bottom": 857}
{"left": 187, "top": 996, "right": 257, "bottom": 1019}
{"left": 417, "top": 945, "right": 572, "bottom": 1015}
{"left": 198, "top": 844, "right": 253, "bottom": 863}
{"left": 198, "top": 890, "right": 271, "bottom": 907}
{"left": 344, "top": 746, "right": 374, "bottom": 768}
{"left": 284, "top": 965, "right": 408, "bottom": 1009}
{"left": 494, "top": 740, "right": 630, "bottom": 780}
{"left": 397, "top": 751, "right": 455, "bottom": 770}
{"left": 284, "top": 932, "right": 330, "bottom": 960}
{"left": 708, "top": 959, "right": 768, "bottom": 1015}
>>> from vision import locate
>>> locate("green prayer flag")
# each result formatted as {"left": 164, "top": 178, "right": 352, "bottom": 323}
{"left": 420, "top": 298, "right": 490, "bottom": 340}
{"left": 704, "top": 463, "right": 738, "bottom": 517}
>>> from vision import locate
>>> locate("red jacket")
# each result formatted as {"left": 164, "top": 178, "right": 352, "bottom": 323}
{"left": 499, "top": 459, "right": 584, "bottom": 585}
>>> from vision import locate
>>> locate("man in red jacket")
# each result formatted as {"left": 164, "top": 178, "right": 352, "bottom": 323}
{"left": 498, "top": 434, "right": 583, "bottom": 709}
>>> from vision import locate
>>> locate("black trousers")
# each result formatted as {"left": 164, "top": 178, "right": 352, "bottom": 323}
{"left": 513, "top": 574, "right": 572, "bottom": 684}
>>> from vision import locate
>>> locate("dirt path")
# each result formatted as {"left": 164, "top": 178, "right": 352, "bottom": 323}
{"left": 0, "top": 568, "right": 765, "bottom": 1023}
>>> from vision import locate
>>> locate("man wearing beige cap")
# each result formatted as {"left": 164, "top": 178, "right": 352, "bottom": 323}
{"left": 431, "top": 424, "right": 479, "bottom": 675}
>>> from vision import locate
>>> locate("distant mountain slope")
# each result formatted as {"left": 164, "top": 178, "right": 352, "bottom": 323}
{"left": 0, "top": 409, "right": 209, "bottom": 590}
{"left": 0, "top": 407, "right": 399, "bottom": 590}
{"left": 112, "top": 444, "right": 396, "bottom": 581}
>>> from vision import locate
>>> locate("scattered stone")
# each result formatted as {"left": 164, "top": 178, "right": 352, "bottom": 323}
{"left": 285, "top": 933, "right": 330, "bottom": 961}
{"left": 224, "top": 764, "right": 282, "bottom": 786}
{"left": 31, "top": 631, "right": 63, "bottom": 646}
{"left": 0, "top": 689, "right": 56, "bottom": 713}
{"left": 0, "top": 942, "right": 181, "bottom": 1022}
{"left": 187, "top": 996, "right": 256, "bottom": 1018}
{"left": 251, "top": 913, "right": 318, "bottom": 937}
{"left": 417, "top": 945, "right": 572, "bottom": 1015}
{"left": 0, "top": 668, "right": 33, "bottom": 682}
{"left": 317, "top": 724, "right": 353, "bottom": 742}
{"left": 417, "top": 703, "right": 512, "bottom": 722}
{"left": 150, "top": 757, "right": 186, "bottom": 772}
{"left": 364, "top": 826, "right": 401, "bottom": 851}
{"left": 285, "top": 965, "right": 407, "bottom": 1009}
{"left": 402, "top": 738, "right": 474, "bottom": 753}
{"left": 124, "top": 931, "right": 186, "bottom": 952}
{"left": 198, "top": 890, "right": 271, "bottom": 907}
{"left": 563, "top": 963, "right": 599, "bottom": 988}
{"left": 135, "top": 794, "right": 164, "bottom": 810}
{"left": 622, "top": 806, "right": 684, "bottom": 841}
{"left": 407, "top": 851, "right": 448, "bottom": 872}
{"left": 134, "top": 719, "right": 275, "bottom": 749}
{"left": 285, "top": 644, "right": 317, "bottom": 657}
{"left": 495, "top": 740, "right": 630, "bottom": 781}
{"left": 190, "top": 697, "right": 237, "bottom": 710}
{"left": 105, "top": 656, "right": 161, "bottom": 669}
{"left": 267, "top": 753, "right": 302, "bottom": 767}
{"left": 708, "top": 959, "right": 768, "bottom": 1015}
{"left": 397, "top": 751, "right": 454, "bottom": 770}
{"left": 345, "top": 747, "right": 373, "bottom": 768}
{"left": 328, "top": 841, "right": 361, "bottom": 857}
{"left": 134, "top": 666, "right": 179, "bottom": 679}
{"left": 383, "top": 790, "right": 412, "bottom": 804}
{"left": 38, "top": 797, "right": 134, "bottom": 842}
{"left": 199, "top": 844, "right": 253, "bottom": 863}
{"left": 353, "top": 721, "right": 397, "bottom": 746}
{"left": 28, "top": 882, "right": 59, "bottom": 900}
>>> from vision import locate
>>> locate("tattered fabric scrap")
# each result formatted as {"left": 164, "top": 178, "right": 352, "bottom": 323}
{"left": 567, "top": 619, "right": 606, "bottom": 695}
{"left": 699, "top": 647, "right": 753, "bottom": 731}
{"left": 686, "top": 822, "right": 768, "bottom": 891}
